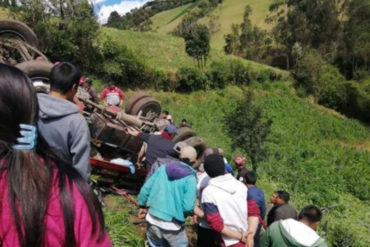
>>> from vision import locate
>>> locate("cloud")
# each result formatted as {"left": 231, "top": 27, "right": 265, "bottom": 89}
{"left": 97, "top": 0, "right": 151, "bottom": 24}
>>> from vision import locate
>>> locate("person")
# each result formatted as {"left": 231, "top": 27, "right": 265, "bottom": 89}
{"left": 244, "top": 171, "right": 267, "bottom": 247}
{"left": 82, "top": 77, "right": 99, "bottom": 103}
{"left": 162, "top": 110, "right": 173, "bottom": 123}
{"left": 37, "top": 62, "right": 91, "bottom": 181}
{"left": 100, "top": 81, "right": 125, "bottom": 107}
{"left": 180, "top": 118, "right": 190, "bottom": 128}
{"left": 267, "top": 191, "right": 297, "bottom": 226}
{"left": 234, "top": 156, "right": 248, "bottom": 182}
{"left": 137, "top": 146, "right": 198, "bottom": 247}
{"left": 260, "top": 205, "right": 328, "bottom": 247}
{"left": 126, "top": 125, "right": 177, "bottom": 172}
{"left": 201, "top": 154, "right": 260, "bottom": 247}
{"left": 0, "top": 63, "right": 112, "bottom": 247}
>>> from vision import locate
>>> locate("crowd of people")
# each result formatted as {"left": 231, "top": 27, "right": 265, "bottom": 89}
{"left": 0, "top": 62, "right": 328, "bottom": 247}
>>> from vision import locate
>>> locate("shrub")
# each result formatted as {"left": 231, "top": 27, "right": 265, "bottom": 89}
{"left": 294, "top": 50, "right": 350, "bottom": 111}
{"left": 208, "top": 61, "right": 230, "bottom": 89}
{"left": 96, "top": 38, "right": 150, "bottom": 88}
{"left": 176, "top": 67, "right": 209, "bottom": 92}
{"left": 344, "top": 80, "right": 370, "bottom": 122}
{"left": 317, "top": 64, "right": 347, "bottom": 110}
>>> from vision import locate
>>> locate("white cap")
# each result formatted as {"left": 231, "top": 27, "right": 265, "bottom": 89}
{"left": 180, "top": 146, "right": 197, "bottom": 163}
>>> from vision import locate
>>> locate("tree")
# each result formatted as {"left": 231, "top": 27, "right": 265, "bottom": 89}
{"left": 225, "top": 91, "right": 272, "bottom": 171}
{"left": 224, "top": 5, "right": 268, "bottom": 61}
{"left": 107, "top": 11, "right": 121, "bottom": 27}
{"left": 269, "top": 0, "right": 342, "bottom": 69}
{"left": 184, "top": 24, "right": 210, "bottom": 69}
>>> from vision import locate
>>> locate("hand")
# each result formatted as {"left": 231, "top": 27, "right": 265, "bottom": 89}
{"left": 126, "top": 127, "right": 140, "bottom": 137}
{"left": 137, "top": 208, "right": 147, "bottom": 219}
{"left": 135, "top": 161, "right": 143, "bottom": 169}
{"left": 246, "top": 231, "right": 254, "bottom": 247}
{"left": 192, "top": 215, "right": 198, "bottom": 224}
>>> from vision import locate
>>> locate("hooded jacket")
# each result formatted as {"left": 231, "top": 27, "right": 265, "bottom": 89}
{"left": 260, "top": 219, "right": 327, "bottom": 247}
{"left": 37, "top": 94, "right": 91, "bottom": 180}
{"left": 138, "top": 161, "right": 196, "bottom": 224}
{"left": 201, "top": 173, "right": 250, "bottom": 247}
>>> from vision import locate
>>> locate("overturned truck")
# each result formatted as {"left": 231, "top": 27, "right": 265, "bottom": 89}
{"left": 0, "top": 19, "right": 207, "bottom": 193}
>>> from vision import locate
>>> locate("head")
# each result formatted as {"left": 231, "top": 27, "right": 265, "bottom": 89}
{"left": 0, "top": 64, "right": 38, "bottom": 145}
{"left": 162, "top": 110, "right": 169, "bottom": 119}
{"left": 271, "top": 190, "right": 290, "bottom": 205}
{"left": 181, "top": 119, "right": 187, "bottom": 126}
{"left": 244, "top": 171, "right": 257, "bottom": 186}
{"left": 298, "top": 205, "right": 322, "bottom": 230}
{"left": 50, "top": 62, "right": 81, "bottom": 101}
{"left": 164, "top": 124, "right": 177, "bottom": 137}
{"left": 204, "top": 154, "right": 225, "bottom": 178}
{"left": 234, "top": 156, "right": 246, "bottom": 169}
{"left": 179, "top": 146, "right": 197, "bottom": 166}
{"left": 83, "top": 77, "right": 92, "bottom": 89}
{"left": 108, "top": 81, "right": 115, "bottom": 90}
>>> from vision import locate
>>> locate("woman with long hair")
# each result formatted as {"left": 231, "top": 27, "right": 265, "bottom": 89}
{"left": 0, "top": 63, "right": 112, "bottom": 247}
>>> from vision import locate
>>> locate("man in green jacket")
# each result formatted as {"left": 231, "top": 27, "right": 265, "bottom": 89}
{"left": 137, "top": 146, "right": 197, "bottom": 247}
{"left": 260, "top": 205, "right": 327, "bottom": 247}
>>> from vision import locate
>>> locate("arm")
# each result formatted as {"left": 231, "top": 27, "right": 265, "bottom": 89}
{"left": 247, "top": 199, "right": 261, "bottom": 247}
{"left": 182, "top": 175, "right": 197, "bottom": 216}
{"left": 100, "top": 89, "right": 108, "bottom": 106}
{"left": 137, "top": 166, "right": 161, "bottom": 207}
{"left": 118, "top": 89, "right": 125, "bottom": 106}
{"left": 259, "top": 228, "right": 271, "bottom": 247}
{"left": 70, "top": 117, "right": 91, "bottom": 181}
{"left": 202, "top": 202, "right": 247, "bottom": 242}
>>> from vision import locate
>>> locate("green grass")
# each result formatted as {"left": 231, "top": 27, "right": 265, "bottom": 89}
{"left": 100, "top": 27, "right": 289, "bottom": 77}
{"left": 151, "top": 3, "right": 198, "bottom": 34}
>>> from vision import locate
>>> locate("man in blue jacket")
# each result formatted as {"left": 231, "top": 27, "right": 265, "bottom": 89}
{"left": 137, "top": 146, "right": 197, "bottom": 247}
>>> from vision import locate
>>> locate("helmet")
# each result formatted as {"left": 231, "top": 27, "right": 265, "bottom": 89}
{"left": 234, "top": 156, "right": 246, "bottom": 165}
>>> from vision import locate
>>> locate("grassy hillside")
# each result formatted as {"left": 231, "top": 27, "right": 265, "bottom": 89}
{"left": 100, "top": 27, "right": 288, "bottom": 77}
{"left": 150, "top": 0, "right": 274, "bottom": 49}
{"left": 105, "top": 84, "right": 370, "bottom": 246}
{"left": 151, "top": 2, "right": 198, "bottom": 34}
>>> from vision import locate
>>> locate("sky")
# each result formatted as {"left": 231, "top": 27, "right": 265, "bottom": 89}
{"left": 94, "top": 0, "right": 151, "bottom": 24}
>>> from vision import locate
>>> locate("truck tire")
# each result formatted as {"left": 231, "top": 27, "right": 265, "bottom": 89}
{"left": 16, "top": 60, "right": 53, "bottom": 93}
{"left": 183, "top": 136, "right": 207, "bottom": 168}
{"left": 129, "top": 96, "right": 161, "bottom": 118}
{"left": 173, "top": 127, "right": 196, "bottom": 143}
{"left": 125, "top": 92, "right": 152, "bottom": 113}
{"left": 0, "top": 19, "right": 39, "bottom": 48}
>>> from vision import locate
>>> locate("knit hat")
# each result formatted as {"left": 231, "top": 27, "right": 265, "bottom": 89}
{"left": 180, "top": 146, "right": 197, "bottom": 163}
{"left": 204, "top": 154, "right": 225, "bottom": 178}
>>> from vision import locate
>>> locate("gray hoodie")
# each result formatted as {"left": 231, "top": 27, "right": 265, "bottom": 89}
{"left": 37, "top": 93, "right": 91, "bottom": 180}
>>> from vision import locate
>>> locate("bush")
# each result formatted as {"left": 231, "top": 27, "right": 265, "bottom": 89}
{"left": 208, "top": 61, "right": 230, "bottom": 89}
{"left": 96, "top": 38, "right": 150, "bottom": 88}
{"left": 344, "top": 80, "right": 370, "bottom": 122}
{"left": 317, "top": 64, "right": 348, "bottom": 110}
{"left": 176, "top": 67, "right": 209, "bottom": 92}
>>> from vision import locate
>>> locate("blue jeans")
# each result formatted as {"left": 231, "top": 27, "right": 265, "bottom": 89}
{"left": 146, "top": 222, "right": 188, "bottom": 247}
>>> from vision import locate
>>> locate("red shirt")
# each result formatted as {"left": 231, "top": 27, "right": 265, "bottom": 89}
{"left": 100, "top": 87, "right": 125, "bottom": 106}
